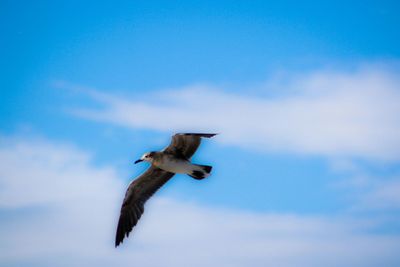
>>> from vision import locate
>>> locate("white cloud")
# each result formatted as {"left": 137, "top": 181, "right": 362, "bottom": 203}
{"left": 62, "top": 64, "right": 400, "bottom": 161}
{"left": 0, "top": 134, "right": 399, "bottom": 267}
{"left": 0, "top": 135, "right": 119, "bottom": 208}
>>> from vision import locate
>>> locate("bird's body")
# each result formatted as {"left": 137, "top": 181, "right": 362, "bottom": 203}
{"left": 115, "top": 133, "right": 217, "bottom": 247}
{"left": 156, "top": 154, "right": 191, "bottom": 173}
{"left": 151, "top": 152, "right": 211, "bottom": 178}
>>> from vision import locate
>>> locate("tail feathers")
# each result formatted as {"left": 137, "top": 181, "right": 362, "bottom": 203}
{"left": 201, "top": 165, "right": 212, "bottom": 174}
{"left": 189, "top": 165, "right": 212, "bottom": 180}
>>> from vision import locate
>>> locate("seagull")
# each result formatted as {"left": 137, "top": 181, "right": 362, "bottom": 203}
{"left": 115, "top": 133, "right": 217, "bottom": 247}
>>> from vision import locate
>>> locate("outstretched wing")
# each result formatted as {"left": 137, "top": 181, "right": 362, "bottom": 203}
{"left": 115, "top": 166, "right": 174, "bottom": 247}
{"left": 163, "top": 133, "right": 217, "bottom": 160}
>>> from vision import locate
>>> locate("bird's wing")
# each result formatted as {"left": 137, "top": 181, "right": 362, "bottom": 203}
{"left": 115, "top": 166, "right": 174, "bottom": 247}
{"left": 163, "top": 133, "right": 217, "bottom": 159}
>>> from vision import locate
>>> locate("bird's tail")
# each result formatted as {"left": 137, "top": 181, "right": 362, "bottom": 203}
{"left": 188, "top": 164, "right": 212, "bottom": 180}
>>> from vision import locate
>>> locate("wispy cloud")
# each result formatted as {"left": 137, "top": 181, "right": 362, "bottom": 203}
{"left": 365, "top": 180, "right": 400, "bottom": 209}
{"left": 353, "top": 177, "right": 400, "bottom": 211}
{"left": 60, "top": 64, "right": 400, "bottom": 161}
{"left": 0, "top": 134, "right": 399, "bottom": 267}
{"left": 329, "top": 157, "right": 400, "bottom": 211}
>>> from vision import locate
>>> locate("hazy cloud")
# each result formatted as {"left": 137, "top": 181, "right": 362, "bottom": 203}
{"left": 0, "top": 134, "right": 399, "bottom": 267}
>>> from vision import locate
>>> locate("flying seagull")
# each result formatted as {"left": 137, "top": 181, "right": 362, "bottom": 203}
{"left": 115, "top": 133, "right": 217, "bottom": 247}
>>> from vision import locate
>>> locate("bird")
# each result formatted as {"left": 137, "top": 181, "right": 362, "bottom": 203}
{"left": 115, "top": 133, "right": 217, "bottom": 247}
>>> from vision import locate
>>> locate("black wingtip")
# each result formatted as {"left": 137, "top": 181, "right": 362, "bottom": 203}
{"left": 115, "top": 214, "right": 128, "bottom": 248}
{"left": 182, "top": 133, "right": 218, "bottom": 138}
{"left": 115, "top": 229, "right": 123, "bottom": 247}
{"left": 115, "top": 237, "right": 123, "bottom": 247}
{"left": 115, "top": 202, "right": 145, "bottom": 248}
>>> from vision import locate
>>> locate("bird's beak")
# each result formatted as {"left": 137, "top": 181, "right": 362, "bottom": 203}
{"left": 134, "top": 159, "right": 143, "bottom": 164}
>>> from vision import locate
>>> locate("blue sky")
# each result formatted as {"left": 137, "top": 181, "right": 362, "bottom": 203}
{"left": 1, "top": 1, "right": 400, "bottom": 266}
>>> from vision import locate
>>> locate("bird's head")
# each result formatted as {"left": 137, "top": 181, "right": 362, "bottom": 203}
{"left": 135, "top": 151, "right": 156, "bottom": 164}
